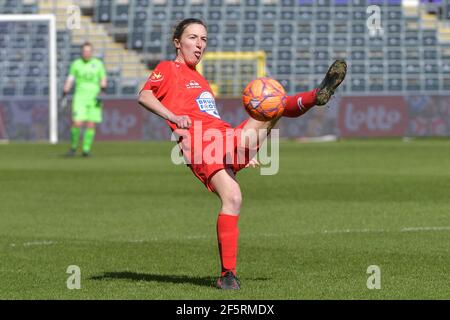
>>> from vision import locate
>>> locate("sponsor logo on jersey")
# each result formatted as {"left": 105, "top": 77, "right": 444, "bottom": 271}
{"left": 186, "top": 80, "right": 202, "bottom": 89}
{"left": 150, "top": 71, "right": 164, "bottom": 82}
{"left": 196, "top": 91, "right": 220, "bottom": 119}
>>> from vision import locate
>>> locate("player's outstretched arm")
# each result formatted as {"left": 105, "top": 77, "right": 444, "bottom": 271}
{"left": 138, "top": 90, "right": 192, "bottom": 129}
{"left": 63, "top": 76, "right": 74, "bottom": 96}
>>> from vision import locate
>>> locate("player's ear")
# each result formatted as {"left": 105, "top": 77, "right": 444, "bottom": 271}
{"left": 173, "top": 38, "right": 181, "bottom": 50}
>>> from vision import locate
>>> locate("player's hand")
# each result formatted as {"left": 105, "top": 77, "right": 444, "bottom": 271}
{"left": 170, "top": 115, "right": 192, "bottom": 129}
{"left": 245, "top": 158, "right": 260, "bottom": 168}
{"left": 96, "top": 92, "right": 107, "bottom": 106}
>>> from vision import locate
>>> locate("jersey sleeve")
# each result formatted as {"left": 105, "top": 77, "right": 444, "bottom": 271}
{"left": 68, "top": 60, "right": 77, "bottom": 78}
{"left": 140, "top": 61, "right": 172, "bottom": 99}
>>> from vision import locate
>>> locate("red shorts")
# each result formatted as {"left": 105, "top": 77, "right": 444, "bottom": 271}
{"left": 177, "top": 119, "right": 259, "bottom": 192}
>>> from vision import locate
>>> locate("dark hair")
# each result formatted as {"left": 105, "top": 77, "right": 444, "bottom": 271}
{"left": 172, "top": 18, "right": 207, "bottom": 42}
{"left": 82, "top": 41, "right": 93, "bottom": 49}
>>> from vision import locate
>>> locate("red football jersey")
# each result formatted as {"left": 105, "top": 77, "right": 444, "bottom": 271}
{"left": 141, "top": 61, "right": 231, "bottom": 133}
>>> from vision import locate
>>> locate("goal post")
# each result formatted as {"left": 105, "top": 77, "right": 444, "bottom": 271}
{"left": 197, "top": 51, "right": 267, "bottom": 97}
{"left": 0, "top": 14, "right": 58, "bottom": 144}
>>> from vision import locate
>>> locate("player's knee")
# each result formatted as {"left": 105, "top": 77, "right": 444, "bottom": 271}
{"left": 223, "top": 191, "right": 242, "bottom": 212}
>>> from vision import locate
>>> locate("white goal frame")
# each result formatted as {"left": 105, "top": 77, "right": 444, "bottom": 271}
{"left": 0, "top": 14, "right": 58, "bottom": 144}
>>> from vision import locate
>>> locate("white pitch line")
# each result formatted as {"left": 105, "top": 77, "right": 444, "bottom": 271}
{"left": 322, "top": 229, "right": 385, "bottom": 234}
{"left": 8, "top": 226, "right": 450, "bottom": 248}
{"left": 322, "top": 227, "right": 450, "bottom": 235}
{"left": 400, "top": 226, "right": 450, "bottom": 232}
{"left": 8, "top": 241, "right": 57, "bottom": 247}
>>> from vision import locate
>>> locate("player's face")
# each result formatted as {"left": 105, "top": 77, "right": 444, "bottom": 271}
{"left": 81, "top": 46, "right": 93, "bottom": 61}
{"left": 174, "top": 23, "right": 207, "bottom": 67}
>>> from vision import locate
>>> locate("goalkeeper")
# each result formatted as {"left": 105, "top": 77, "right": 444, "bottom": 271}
{"left": 63, "top": 42, "right": 107, "bottom": 157}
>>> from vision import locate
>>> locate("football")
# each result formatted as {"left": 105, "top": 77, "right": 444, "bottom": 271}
{"left": 242, "top": 77, "right": 287, "bottom": 121}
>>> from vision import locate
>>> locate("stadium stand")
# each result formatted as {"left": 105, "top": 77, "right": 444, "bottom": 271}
{"left": 1, "top": 0, "right": 450, "bottom": 97}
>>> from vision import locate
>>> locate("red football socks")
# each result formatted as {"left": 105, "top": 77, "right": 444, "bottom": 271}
{"left": 283, "top": 88, "right": 319, "bottom": 118}
{"left": 217, "top": 213, "right": 239, "bottom": 276}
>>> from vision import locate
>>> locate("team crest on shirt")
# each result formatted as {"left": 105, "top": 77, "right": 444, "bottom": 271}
{"left": 150, "top": 71, "right": 164, "bottom": 82}
{"left": 196, "top": 91, "right": 220, "bottom": 119}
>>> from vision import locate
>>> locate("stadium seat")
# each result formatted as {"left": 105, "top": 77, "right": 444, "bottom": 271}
{"left": 278, "top": 37, "right": 293, "bottom": 47}
{"left": 23, "top": 81, "right": 39, "bottom": 96}
{"left": 174, "top": 0, "right": 187, "bottom": 6}
{"left": 314, "top": 64, "right": 329, "bottom": 74}
{"left": 387, "top": 36, "right": 402, "bottom": 46}
{"left": 387, "top": 49, "right": 403, "bottom": 60}
{"left": 424, "top": 49, "right": 438, "bottom": 59}
{"left": 388, "top": 78, "right": 403, "bottom": 91}
{"left": 209, "top": 23, "right": 220, "bottom": 34}
{"left": 443, "top": 77, "right": 450, "bottom": 90}
{"left": 282, "top": 0, "right": 295, "bottom": 5}
{"left": 295, "top": 63, "right": 311, "bottom": 75}
{"left": 277, "top": 64, "right": 292, "bottom": 75}
{"left": 351, "top": 64, "right": 365, "bottom": 75}
{"left": 352, "top": 23, "right": 366, "bottom": 34}
{"left": 113, "top": 4, "right": 129, "bottom": 27}
{"left": 316, "top": 0, "right": 331, "bottom": 6}
{"left": 278, "top": 49, "right": 293, "bottom": 60}
{"left": 172, "top": 10, "right": 185, "bottom": 20}
{"left": 131, "top": 32, "right": 144, "bottom": 50}
{"left": 351, "top": 78, "right": 365, "bottom": 91}
{"left": 226, "top": 8, "right": 240, "bottom": 20}
{"left": 369, "top": 77, "right": 384, "bottom": 91}
{"left": 278, "top": 78, "right": 291, "bottom": 93}
{"left": 2, "top": 81, "right": 17, "bottom": 96}
{"left": 406, "top": 77, "right": 422, "bottom": 91}
{"left": 423, "top": 63, "right": 439, "bottom": 74}
{"left": 388, "top": 64, "right": 403, "bottom": 74}
{"left": 315, "top": 37, "right": 330, "bottom": 46}
{"left": 352, "top": 37, "right": 365, "bottom": 46}
{"left": 96, "top": 2, "right": 112, "bottom": 22}
{"left": 406, "top": 48, "right": 420, "bottom": 60}
{"left": 406, "top": 63, "right": 421, "bottom": 74}
{"left": 106, "top": 78, "right": 118, "bottom": 95}
{"left": 335, "top": 10, "right": 349, "bottom": 21}
{"left": 281, "top": 10, "right": 295, "bottom": 20}
{"left": 262, "top": 10, "right": 276, "bottom": 20}
{"left": 244, "top": 10, "right": 258, "bottom": 20}
{"left": 388, "top": 23, "right": 402, "bottom": 34}
{"left": 152, "top": 10, "right": 167, "bottom": 21}
{"left": 314, "top": 50, "right": 329, "bottom": 60}
{"left": 351, "top": 50, "right": 365, "bottom": 60}
{"left": 425, "top": 78, "right": 439, "bottom": 90}
{"left": 369, "top": 63, "right": 384, "bottom": 74}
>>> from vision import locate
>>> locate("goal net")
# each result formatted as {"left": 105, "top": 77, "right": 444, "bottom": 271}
{"left": 0, "top": 14, "right": 57, "bottom": 143}
{"left": 197, "top": 51, "right": 267, "bottom": 97}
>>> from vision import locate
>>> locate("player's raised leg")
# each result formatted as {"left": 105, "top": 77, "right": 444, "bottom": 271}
{"left": 209, "top": 168, "right": 242, "bottom": 290}
{"left": 283, "top": 59, "right": 347, "bottom": 118}
{"left": 240, "top": 60, "right": 347, "bottom": 150}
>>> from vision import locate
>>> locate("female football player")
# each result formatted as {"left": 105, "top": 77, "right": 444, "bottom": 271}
{"left": 138, "top": 18, "right": 346, "bottom": 290}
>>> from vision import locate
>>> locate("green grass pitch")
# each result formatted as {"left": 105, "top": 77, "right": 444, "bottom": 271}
{"left": 0, "top": 139, "right": 449, "bottom": 299}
